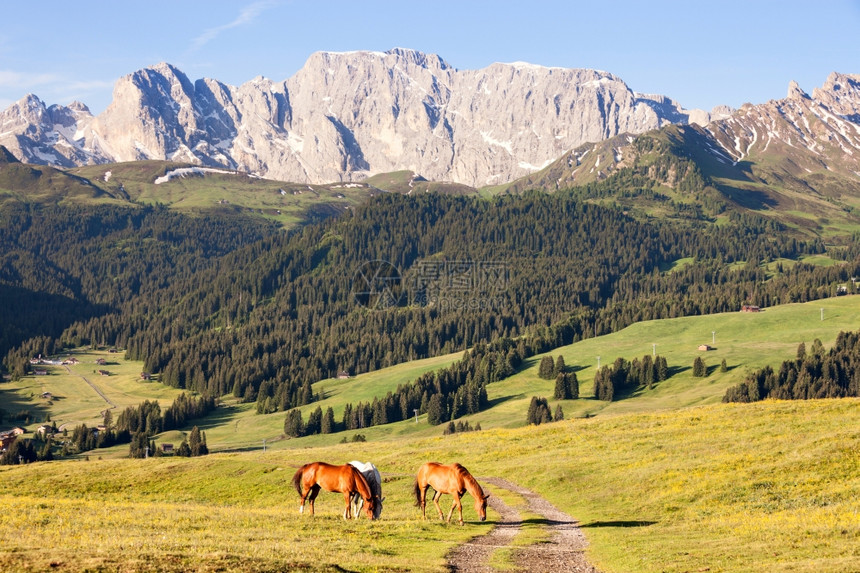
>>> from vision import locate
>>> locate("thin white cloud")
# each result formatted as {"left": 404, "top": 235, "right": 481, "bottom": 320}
{"left": 190, "top": 1, "right": 279, "bottom": 52}
{"left": 0, "top": 70, "right": 62, "bottom": 90}
{"left": 0, "top": 70, "right": 115, "bottom": 109}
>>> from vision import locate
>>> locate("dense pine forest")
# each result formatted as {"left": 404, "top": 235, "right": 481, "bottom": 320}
{"left": 3, "top": 190, "right": 859, "bottom": 428}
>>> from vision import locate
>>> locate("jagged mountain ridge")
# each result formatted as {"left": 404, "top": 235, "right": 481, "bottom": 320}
{"left": 0, "top": 48, "right": 728, "bottom": 187}
{"left": 499, "top": 72, "right": 860, "bottom": 237}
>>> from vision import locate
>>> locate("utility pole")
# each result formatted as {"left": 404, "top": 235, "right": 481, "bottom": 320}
{"left": 597, "top": 356, "right": 601, "bottom": 369}
{"left": 263, "top": 439, "right": 267, "bottom": 452}
{"left": 712, "top": 331, "right": 716, "bottom": 344}
{"left": 652, "top": 343, "right": 656, "bottom": 357}
{"left": 414, "top": 409, "right": 419, "bottom": 423}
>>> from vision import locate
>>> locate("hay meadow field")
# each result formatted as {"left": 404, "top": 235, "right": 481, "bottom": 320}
{"left": 1, "top": 297, "right": 859, "bottom": 571}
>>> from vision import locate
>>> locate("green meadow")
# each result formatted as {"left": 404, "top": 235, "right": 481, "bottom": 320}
{"left": 1, "top": 297, "right": 859, "bottom": 571}
{"left": 67, "top": 161, "right": 374, "bottom": 228}
{"left": 0, "top": 399, "right": 857, "bottom": 572}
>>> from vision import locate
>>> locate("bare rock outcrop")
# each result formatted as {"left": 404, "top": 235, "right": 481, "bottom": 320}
{"left": 1, "top": 48, "right": 724, "bottom": 186}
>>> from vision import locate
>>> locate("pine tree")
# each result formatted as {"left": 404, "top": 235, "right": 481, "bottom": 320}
{"left": 554, "top": 404, "right": 564, "bottom": 422}
{"left": 554, "top": 373, "right": 568, "bottom": 400}
{"left": 526, "top": 396, "right": 552, "bottom": 425}
{"left": 284, "top": 409, "right": 304, "bottom": 437}
{"left": 656, "top": 356, "right": 668, "bottom": 381}
{"left": 693, "top": 356, "right": 706, "bottom": 377}
{"left": 554, "top": 355, "right": 566, "bottom": 376}
{"left": 720, "top": 358, "right": 728, "bottom": 372}
{"left": 321, "top": 407, "right": 335, "bottom": 434}
{"left": 526, "top": 396, "right": 539, "bottom": 424}
{"left": 594, "top": 369, "right": 614, "bottom": 401}
{"left": 426, "top": 394, "right": 444, "bottom": 426}
{"left": 342, "top": 403, "right": 353, "bottom": 430}
{"left": 642, "top": 355, "right": 655, "bottom": 389}
{"left": 811, "top": 338, "right": 824, "bottom": 356}
{"left": 538, "top": 356, "right": 555, "bottom": 379}
{"left": 306, "top": 406, "right": 323, "bottom": 436}
{"left": 796, "top": 342, "right": 806, "bottom": 360}
{"left": 569, "top": 372, "right": 579, "bottom": 399}
{"left": 35, "top": 436, "right": 53, "bottom": 462}
{"left": 177, "top": 440, "right": 192, "bottom": 457}
{"left": 188, "top": 426, "right": 201, "bottom": 455}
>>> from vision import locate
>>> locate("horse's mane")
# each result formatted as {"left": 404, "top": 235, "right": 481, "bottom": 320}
{"left": 349, "top": 464, "right": 373, "bottom": 499}
{"left": 453, "top": 463, "right": 484, "bottom": 497}
{"left": 365, "top": 469, "right": 381, "bottom": 498}
{"left": 349, "top": 461, "right": 382, "bottom": 498}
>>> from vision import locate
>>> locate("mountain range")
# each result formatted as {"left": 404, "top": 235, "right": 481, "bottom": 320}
{"left": 1, "top": 48, "right": 733, "bottom": 187}
{"left": 0, "top": 49, "right": 858, "bottom": 233}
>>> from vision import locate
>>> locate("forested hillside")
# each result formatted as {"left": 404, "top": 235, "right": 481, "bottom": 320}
{"left": 724, "top": 330, "right": 860, "bottom": 402}
{"left": 3, "top": 190, "right": 858, "bottom": 424}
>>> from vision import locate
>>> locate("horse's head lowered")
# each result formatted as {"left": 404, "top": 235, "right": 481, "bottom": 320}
{"left": 475, "top": 493, "right": 490, "bottom": 521}
{"left": 373, "top": 495, "right": 385, "bottom": 519}
{"left": 363, "top": 496, "right": 376, "bottom": 519}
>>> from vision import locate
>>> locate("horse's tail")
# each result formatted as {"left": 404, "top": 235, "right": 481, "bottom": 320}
{"left": 413, "top": 479, "right": 422, "bottom": 506}
{"left": 292, "top": 464, "right": 305, "bottom": 496}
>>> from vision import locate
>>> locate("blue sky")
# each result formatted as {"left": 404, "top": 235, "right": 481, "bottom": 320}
{"left": 1, "top": 0, "right": 858, "bottom": 115}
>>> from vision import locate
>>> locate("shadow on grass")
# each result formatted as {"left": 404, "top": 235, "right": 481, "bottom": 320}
{"left": 579, "top": 520, "right": 657, "bottom": 528}
{"left": 667, "top": 365, "right": 690, "bottom": 377}
{"left": 194, "top": 404, "right": 244, "bottom": 431}
{"left": 486, "top": 393, "right": 526, "bottom": 409}
{"left": 490, "top": 517, "right": 657, "bottom": 528}
{"left": 0, "top": 390, "right": 48, "bottom": 427}
{"left": 518, "top": 517, "right": 578, "bottom": 527}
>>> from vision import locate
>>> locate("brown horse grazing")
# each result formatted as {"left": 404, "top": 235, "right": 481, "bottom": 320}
{"left": 293, "top": 462, "right": 377, "bottom": 519}
{"left": 413, "top": 462, "right": 490, "bottom": 525}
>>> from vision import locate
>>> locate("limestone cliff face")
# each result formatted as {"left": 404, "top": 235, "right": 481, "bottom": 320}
{"left": 0, "top": 49, "right": 722, "bottom": 186}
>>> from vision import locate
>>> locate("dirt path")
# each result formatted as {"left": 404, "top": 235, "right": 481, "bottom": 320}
{"left": 446, "top": 477, "right": 599, "bottom": 573}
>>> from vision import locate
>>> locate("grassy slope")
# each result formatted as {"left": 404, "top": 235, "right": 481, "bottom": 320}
{"left": 2, "top": 350, "right": 187, "bottom": 430}
{"left": 2, "top": 299, "right": 859, "bottom": 571}
{"left": 70, "top": 162, "right": 373, "bottom": 228}
{"left": 487, "top": 126, "right": 860, "bottom": 241}
{"left": 0, "top": 398, "right": 856, "bottom": 572}
{"left": 293, "top": 295, "right": 860, "bottom": 438}
{"left": 363, "top": 170, "right": 478, "bottom": 196}
{"left": 0, "top": 159, "right": 379, "bottom": 229}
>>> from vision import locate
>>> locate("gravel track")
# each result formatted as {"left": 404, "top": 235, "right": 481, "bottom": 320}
{"left": 445, "top": 477, "right": 599, "bottom": 573}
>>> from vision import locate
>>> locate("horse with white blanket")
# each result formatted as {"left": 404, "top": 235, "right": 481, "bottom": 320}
{"left": 347, "top": 461, "right": 384, "bottom": 519}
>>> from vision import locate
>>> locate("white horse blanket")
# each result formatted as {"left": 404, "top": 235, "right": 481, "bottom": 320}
{"left": 347, "top": 460, "right": 383, "bottom": 519}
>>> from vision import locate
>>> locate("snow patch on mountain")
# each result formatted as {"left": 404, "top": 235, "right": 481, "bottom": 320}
{"left": 154, "top": 166, "right": 240, "bottom": 184}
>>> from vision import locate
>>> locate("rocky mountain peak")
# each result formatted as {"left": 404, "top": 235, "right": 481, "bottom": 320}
{"left": 0, "top": 49, "right": 806, "bottom": 187}
{"left": 811, "top": 72, "right": 860, "bottom": 116}
{"left": 787, "top": 80, "right": 810, "bottom": 101}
